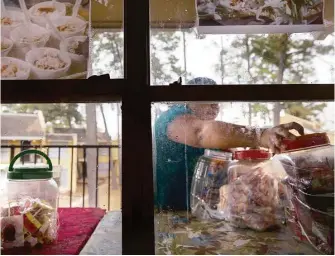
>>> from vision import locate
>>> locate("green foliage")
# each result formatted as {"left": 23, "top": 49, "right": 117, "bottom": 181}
{"left": 2, "top": 104, "right": 83, "bottom": 128}
{"left": 227, "top": 33, "right": 333, "bottom": 124}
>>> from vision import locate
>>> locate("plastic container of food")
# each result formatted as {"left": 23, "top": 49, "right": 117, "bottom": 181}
{"left": 1, "top": 57, "right": 31, "bottom": 80}
{"left": 273, "top": 133, "right": 334, "bottom": 194}
{"left": 1, "top": 150, "right": 59, "bottom": 249}
{"left": 47, "top": 16, "right": 87, "bottom": 48}
{"left": 292, "top": 195, "right": 334, "bottom": 254}
{"left": 59, "top": 35, "right": 87, "bottom": 73}
{"left": 10, "top": 23, "right": 50, "bottom": 59}
{"left": 25, "top": 47, "right": 71, "bottom": 79}
{"left": 1, "top": 10, "right": 25, "bottom": 38}
{"left": 28, "top": 1, "right": 66, "bottom": 27}
{"left": 1, "top": 37, "right": 14, "bottom": 57}
{"left": 283, "top": 177, "right": 334, "bottom": 214}
{"left": 191, "top": 149, "right": 232, "bottom": 220}
{"left": 228, "top": 149, "right": 271, "bottom": 183}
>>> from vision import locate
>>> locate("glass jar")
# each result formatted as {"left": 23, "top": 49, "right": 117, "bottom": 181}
{"left": 273, "top": 133, "right": 334, "bottom": 255}
{"left": 191, "top": 149, "right": 232, "bottom": 220}
{"left": 228, "top": 149, "right": 272, "bottom": 183}
{"left": 1, "top": 149, "right": 59, "bottom": 249}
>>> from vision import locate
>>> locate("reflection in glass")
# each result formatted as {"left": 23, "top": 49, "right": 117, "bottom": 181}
{"left": 153, "top": 101, "right": 334, "bottom": 255}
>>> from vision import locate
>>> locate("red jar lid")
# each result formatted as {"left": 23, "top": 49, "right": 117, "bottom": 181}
{"left": 282, "top": 133, "right": 330, "bottom": 152}
{"left": 233, "top": 149, "right": 271, "bottom": 160}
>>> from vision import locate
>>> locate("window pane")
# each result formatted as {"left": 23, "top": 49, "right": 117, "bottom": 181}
{"left": 153, "top": 101, "right": 334, "bottom": 255}
{"left": 149, "top": 0, "right": 334, "bottom": 85}
{"left": 1, "top": 103, "right": 122, "bottom": 212}
{"left": 1, "top": 0, "right": 123, "bottom": 80}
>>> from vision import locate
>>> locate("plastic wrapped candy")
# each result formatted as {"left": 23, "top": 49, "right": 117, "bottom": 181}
{"left": 226, "top": 166, "right": 285, "bottom": 231}
{"left": 1, "top": 198, "right": 57, "bottom": 249}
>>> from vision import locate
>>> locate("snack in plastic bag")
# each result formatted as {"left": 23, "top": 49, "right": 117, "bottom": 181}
{"left": 226, "top": 166, "right": 284, "bottom": 231}
{"left": 1, "top": 198, "right": 58, "bottom": 249}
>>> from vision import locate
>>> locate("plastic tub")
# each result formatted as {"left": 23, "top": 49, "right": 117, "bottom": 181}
{"left": 28, "top": 1, "right": 66, "bottom": 27}
{"left": 1, "top": 57, "right": 31, "bottom": 80}
{"left": 59, "top": 35, "right": 87, "bottom": 73}
{"left": 1, "top": 10, "right": 25, "bottom": 38}
{"left": 25, "top": 47, "right": 71, "bottom": 79}
{"left": 1, "top": 37, "right": 14, "bottom": 57}
{"left": 10, "top": 23, "right": 50, "bottom": 59}
{"left": 2, "top": 150, "right": 59, "bottom": 249}
{"left": 228, "top": 149, "right": 271, "bottom": 183}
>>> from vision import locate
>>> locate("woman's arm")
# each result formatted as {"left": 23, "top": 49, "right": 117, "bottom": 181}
{"left": 167, "top": 114, "right": 304, "bottom": 153}
{"left": 167, "top": 114, "right": 263, "bottom": 149}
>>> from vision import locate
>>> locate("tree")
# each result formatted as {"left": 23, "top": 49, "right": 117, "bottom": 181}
{"left": 2, "top": 103, "right": 83, "bottom": 128}
{"left": 229, "top": 34, "right": 334, "bottom": 125}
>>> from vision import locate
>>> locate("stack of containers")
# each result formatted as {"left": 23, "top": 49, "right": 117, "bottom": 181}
{"left": 273, "top": 133, "right": 334, "bottom": 255}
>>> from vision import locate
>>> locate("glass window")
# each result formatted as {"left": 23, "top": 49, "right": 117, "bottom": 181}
{"left": 0, "top": 102, "right": 122, "bottom": 211}
{"left": 1, "top": 0, "right": 124, "bottom": 80}
{"left": 152, "top": 101, "right": 334, "bottom": 255}
{"left": 149, "top": 0, "right": 334, "bottom": 85}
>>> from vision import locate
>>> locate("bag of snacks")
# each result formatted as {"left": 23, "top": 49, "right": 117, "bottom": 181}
{"left": 226, "top": 165, "right": 285, "bottom": 231}
{"left": 1, "top": 198, "right": 58, "bottom": 249}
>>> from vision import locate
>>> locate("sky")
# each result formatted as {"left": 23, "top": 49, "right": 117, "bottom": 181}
{"left": 91, "top": 31, "right": 334, "bottom": 139}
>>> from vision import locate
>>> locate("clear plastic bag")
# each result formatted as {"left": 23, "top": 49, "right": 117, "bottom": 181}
{"left": 226, "top": 166, "right": 285, "bottom": 231}
{"left": 1, "top": 197, "right": 58, "bottom": 249}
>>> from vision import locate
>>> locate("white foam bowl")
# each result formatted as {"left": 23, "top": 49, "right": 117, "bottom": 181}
{"left": 48, "top": 16, "right": 87, "bottom": 39}
{"left": 28, "top": 1, "right": 66, "bottom": 27}
{"left": 25, "top": 47, "right": 71, "bottom": 79}
{"left": 10, "top": 23, "right": 51, "bottom": 59}
{"left": 1, "top": 37, "right": 14, "bottom": 57}
{"left": 59, "top": 36, "right": 87, "bottom": 62}
{"left": 0, "top": 10, "right": 25, "bottom": 38}
{"left": 1, "top": 57, "right": 31, "bottom": 80}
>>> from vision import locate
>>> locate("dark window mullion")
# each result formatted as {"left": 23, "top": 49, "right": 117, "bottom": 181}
{"left": 123, "top": 0, "right": 154, "bottom": 255}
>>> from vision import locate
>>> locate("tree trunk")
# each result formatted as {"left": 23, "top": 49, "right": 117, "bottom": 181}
{"left": 248, "top": 103, "right": 252, "bottom": 126}
{"left": 182, "top": 31, "right": 188, "bottom": 83}
{"left": 273, "top": 35, "right": 289, "bottom": 126}
{"left": 99, "top": 104, "right": 110, "bottom": 140}
{"left": 220, "top": 36, "right": 225, "bottom": 84}
{"left": 85, "top": 103, "right": 98, "bottom": 207}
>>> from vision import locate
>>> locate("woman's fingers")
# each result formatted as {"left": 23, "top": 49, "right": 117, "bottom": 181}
{"left": 280, "top": 122, "right": 304, "bottom": 135}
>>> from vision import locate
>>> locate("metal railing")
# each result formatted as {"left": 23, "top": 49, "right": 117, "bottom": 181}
{"left": 0, "top": 144, "right": 121, "bottom": 211}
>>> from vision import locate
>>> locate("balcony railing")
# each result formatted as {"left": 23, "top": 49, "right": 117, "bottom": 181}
{"left": 0, "top": 144, "right": 121, "bottom": 211}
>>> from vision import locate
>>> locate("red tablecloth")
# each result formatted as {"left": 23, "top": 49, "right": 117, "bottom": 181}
{"left": 2, "top": 208, "right": 106, "bottom": 255}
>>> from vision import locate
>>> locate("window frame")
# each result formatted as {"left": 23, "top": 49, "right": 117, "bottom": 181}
{"left": 1, "top": 0, "right": 334, "bottom": 254}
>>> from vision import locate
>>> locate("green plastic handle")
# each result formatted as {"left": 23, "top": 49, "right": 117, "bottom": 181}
{"left": 8, "top": 149, "right": 53, "bottom": 172}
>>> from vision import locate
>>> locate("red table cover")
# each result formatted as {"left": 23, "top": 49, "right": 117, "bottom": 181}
{"left": 2, "top": 208, "right": 106, "bottom": 255}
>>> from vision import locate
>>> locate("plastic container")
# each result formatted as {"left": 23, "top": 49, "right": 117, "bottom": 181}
{"left": 28, "top": 1, "right": 66, "bottom": 27}
{"left": 191, "top": 149, "right": 232, "bottom": 220}
{"left": 292, "top": 195, "right": 334, "bottom": 254}
{"left": 25, "top": 47, "right": 71, "bottom": 79}
{"left": 228, "top": 149, "right": 272, "bottom": 183}
{"left": 1, "top": 57, "right": 31, "bottom": 80}
{"left": 1, "top": 150, "right": 59, "bottom": 249}
{"left": 273, "top": 133, "right": 334, "bottom": 194}
{"left": 1, "top": 37, "right": 14, "bottom": 57}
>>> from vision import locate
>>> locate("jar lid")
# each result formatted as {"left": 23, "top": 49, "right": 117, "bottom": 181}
{"left": 282, "top": 133, "right": 330, "bottom": 152}
{"left": 233, "top": 149, "right": 271, "bottom": 160}
{"left": 7, "top": 149, "right": 53, "bottom": 180}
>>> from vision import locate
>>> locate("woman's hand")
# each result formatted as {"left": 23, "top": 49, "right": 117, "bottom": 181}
{"left": 259, "top": 122, "right": 304, "bottom": 154}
